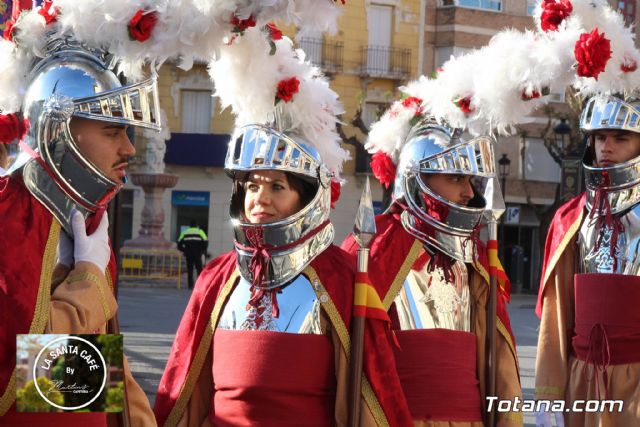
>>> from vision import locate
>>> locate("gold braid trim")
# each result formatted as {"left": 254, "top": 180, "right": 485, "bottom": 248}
{"left": 361, "top": 377, "right": 389, "bottom": 427}
{"left": 541, "top": 210, "right": 583, "bottom": 292}
{"left": 105, "top": 267, "right": 114, "bottom": 293}
{"left": 535, "top": 385, "right": 565, "bottom": 399}
{"left": 304, "top": 267, "right": 350, "bottom": 354}
{"left": 163, "top": 270, "right": 238, "bottom": 427}
{"left": 67, "top": 271, "right": 111, "bottom": 322}
{"left": 474, "top": 263, "right": 520, "bottom": 372}
{"left": 382, "top": 239, "right": 422, "bottom": 310}
{"left": 0, "top": 221, "right": 59, "bottom": 415}
{"left": 304, "top": 266, "right": 389, "bottom": 427}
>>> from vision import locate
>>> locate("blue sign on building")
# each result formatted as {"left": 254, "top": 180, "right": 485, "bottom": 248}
{"left": 171, "top": 191, "right": 210, "bottom": 207}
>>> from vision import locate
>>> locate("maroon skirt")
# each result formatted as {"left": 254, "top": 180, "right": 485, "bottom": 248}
{"left": 394, "top": 328, "right": 482, "bottom": 422}
{"left": 211, "top": 329, "right": 336, "bottom": 426}
{"left": 573, "top": 273, "right": 640, "bottom": 366}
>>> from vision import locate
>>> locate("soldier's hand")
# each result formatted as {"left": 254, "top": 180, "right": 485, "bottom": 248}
{"left": 56, "top": 230, "right": 74, "bottom": 267}
{"left": 71, "top": 210, "right": 110, "bottom": 272}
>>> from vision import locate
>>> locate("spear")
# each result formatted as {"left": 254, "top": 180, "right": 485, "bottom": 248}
{"left": 483, "top": 176, "right": 505, "bottom": 427}
{"left": 348, "top": 177, "right": 377, "bottom": 427}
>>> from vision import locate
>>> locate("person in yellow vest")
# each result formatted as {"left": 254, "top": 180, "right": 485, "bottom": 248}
{"left": 177, "top": 221, "right": 208, "bottom": 290}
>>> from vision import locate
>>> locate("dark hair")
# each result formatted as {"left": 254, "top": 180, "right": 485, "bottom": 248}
{"left": 189, "top": 220, "right": 197, "bottom": 227}
{"left": 233, "top": 171, "right": 317, "bottom": 218}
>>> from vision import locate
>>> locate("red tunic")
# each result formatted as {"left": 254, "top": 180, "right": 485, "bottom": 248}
{"left": 0, "top": 174, "right": 116, "bottom": 424}
{"left": 342, "top": 213, "right": 519, "bottom": 422}
{"left": 535, "top": 193, "right": 586, "bottom": 317}
{"left": 154, "top": 246, "right": 413, "bottom": 427}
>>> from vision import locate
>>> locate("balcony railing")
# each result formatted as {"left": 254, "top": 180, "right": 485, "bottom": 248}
{"left": 298, "top": 37, "right": 344, "bottom": 74}
{"left": 359, "top": 45, "right": 411, "bottom": 80}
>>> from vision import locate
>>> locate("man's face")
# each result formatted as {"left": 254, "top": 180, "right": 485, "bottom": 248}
{"left": 593, "top": 129, "right": 640, "bottom": 167}
{"left": 69, "top": 118, "right": 135, "bottom": 183}
{"left": 421, "top": 173, "right": 475, "bottom": 206}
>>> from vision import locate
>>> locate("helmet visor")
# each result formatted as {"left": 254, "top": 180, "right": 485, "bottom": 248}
{"left": 74, "top": 76, "right": 161, "bottom": 131}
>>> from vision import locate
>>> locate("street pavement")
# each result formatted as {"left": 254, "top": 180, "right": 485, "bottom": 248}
{"left": 119, "top": 286, "right": 541, "bottom": 424}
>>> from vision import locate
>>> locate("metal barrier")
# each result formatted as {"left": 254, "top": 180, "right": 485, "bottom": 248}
{"left": 119, "top": 248, "right": 183, "bottom": 289}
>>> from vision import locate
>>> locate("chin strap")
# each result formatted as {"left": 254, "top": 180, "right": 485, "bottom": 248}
{"left": 235, "top": 219, "right": 331, "bottom": 318}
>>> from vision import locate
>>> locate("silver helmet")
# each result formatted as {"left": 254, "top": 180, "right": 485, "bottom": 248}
{"left": 10, "top": 37, "right": 161, "bottom": 235}
{"left": 580, "top": 94, "right": 640, "bottom": 214}
{"left": 225, "top": 123, "right": 334, "bottom": 289}
{"left": 394, "top": 120, "right": 496, "bottom": 262}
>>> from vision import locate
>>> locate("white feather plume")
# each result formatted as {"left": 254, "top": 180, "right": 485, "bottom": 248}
{"left": 208, "top": 27, "right": 349, "bottom": 177}
{"left": 52, "top": 0, "right": 343, "bottom": 79}
{"left": 0, "top": 0, "right": 343, "bottom": 112}
{"left": 209, "top": 28, "right": 349, "bottom": 178}
{"left": 367, "top": 0, "right": 640, "bottom": 160}
{"left": 366, "top": 98, "right": 417, "bottom": 162}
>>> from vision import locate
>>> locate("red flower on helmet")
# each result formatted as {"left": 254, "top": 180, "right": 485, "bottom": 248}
{"left": 0, "top": 113, "right": 29, "bottom": 144}
{"left": 128, "top": 9, "right": 158, "bottom": 42}
{"left": 39, "top": 0, "right": 59, "bottom": 25}
{"left": 521, "top": 87, "right": 549, "bottom": 101}
{"left": 521, "top": 90, "right": 541, "bottom": 101}
{"left": 275, "top": 77, "right": 300, "bottom": 103}
{"left": 540, "top": 0, "right": 573, "bottom": 32}
{"left": 370, "top": 152, "right": 396, "bottom": 189}
{"left": 266, "top": 23, "right": 283, "bottom": 41}
{"left": 402, "top": 96, "right": 423, "bottom": 113}
{"left": 454, "top": 96, "right": 475, "bottom": 114}
{"left": 330, "top": 180, "right": 341, "bottom": 209}
{"left": 621, "top": 58, "right": 638, "bottom": 73}
{"left": 574, "top": 28, "right": 611, "bottom": 80}
{"left": 231, "top": 14, "right": 257, "bottom": 34}
{"left": 3, "top": 19, "right": 16, "bottom": 42}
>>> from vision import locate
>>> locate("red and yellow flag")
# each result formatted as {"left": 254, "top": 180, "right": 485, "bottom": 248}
{"left": 487, "top": 240, "right": 511, "bottom": 302}
{"left": 353, "top": 272, "right": 390, "bottom": 321}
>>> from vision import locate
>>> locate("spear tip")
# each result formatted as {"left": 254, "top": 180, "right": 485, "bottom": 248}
{"left": 353, "top": 177, "right": 376, "bottom": 248}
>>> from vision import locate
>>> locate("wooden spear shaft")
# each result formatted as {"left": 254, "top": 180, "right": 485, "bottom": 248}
{"left": 348, "top": 248, "right": 369, "bottom": 427}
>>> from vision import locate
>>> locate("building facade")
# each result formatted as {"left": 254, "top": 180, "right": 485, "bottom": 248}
{"left": 120, "top": 0, "right": 424, "bottom": 262}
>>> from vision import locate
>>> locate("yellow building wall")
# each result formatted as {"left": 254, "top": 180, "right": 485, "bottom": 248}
{"left": 155, "top": 0, "right": 422, "bottom": 174}
{"left": 285, "top": 0, "right": 422, "bottom": 174}
{"left": 156, "top": 63, "right": 236, "bottom": 136}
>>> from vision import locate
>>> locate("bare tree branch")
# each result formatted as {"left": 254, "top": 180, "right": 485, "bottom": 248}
{"left": 350, "top": 105, "right": 369, "bottom": 135}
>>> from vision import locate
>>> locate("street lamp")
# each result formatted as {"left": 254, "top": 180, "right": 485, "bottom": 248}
{"left": 553, "top": 118, "right": 571, "bottom": 157}
{"left": 498, "top": 153, "right": 511, "bottom": 198}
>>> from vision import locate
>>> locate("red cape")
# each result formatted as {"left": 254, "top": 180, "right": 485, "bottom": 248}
{"left": 0, "top": 174, "right": 117, "bottom": 422}
{"left": 341, "top": 212, "right": 516, "bottom": 349}
{"left": 535, "top": 193, "right": 585, "bottom": 317}
{"left": 154, "top": 245, "right": 413, "bottom": 427}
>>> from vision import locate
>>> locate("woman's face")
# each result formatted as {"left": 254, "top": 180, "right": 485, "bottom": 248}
{"left": 243, "top": 170, "right": 302, "bottom": 224}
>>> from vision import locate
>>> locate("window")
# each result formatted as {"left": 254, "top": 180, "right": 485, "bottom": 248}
{"left": 299, "top": 32, "right": 323, "bottom": 66}
{"left": 523, "top": 138, "right": 561, "bottom": 183}
{"left": 181, "top": 90, "right": 212, "bottom": 133}
{"left": 367, "top": 5, "right": 393, "bottom": 73}
{"left": 526, "top": 0, "right": 536, "bottom": 15}
{"left": 617, "top": 0, "right": 636, "bottom": 26}
{"left": 441, "top": 0, "right": 501, "bottom": 11}
{"left": 435, "top": 46, "right": 472, "bottom": 69}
